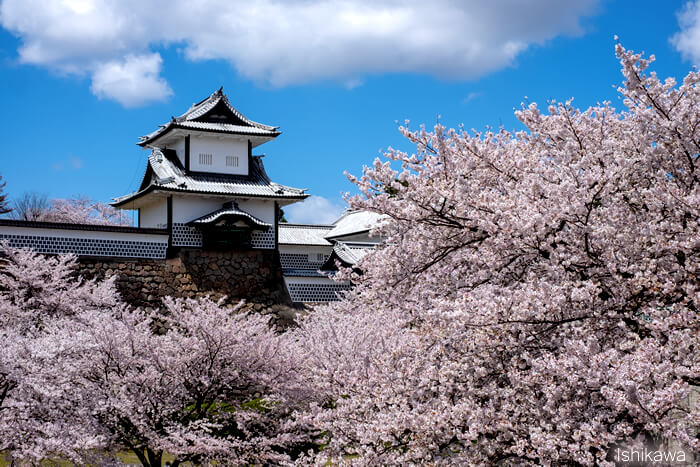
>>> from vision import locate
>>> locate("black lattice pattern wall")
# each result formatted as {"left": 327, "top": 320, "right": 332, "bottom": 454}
{"left": 280, "top": 253, "right": 329, "bottom": 270}
{"left": 0, "top": 233, "right": 167, "bottom": 258}
{"left": 286, "top": 281, "right": 351, "bottom": 302}
{"left": 172, "top": 223, "right": 275, "bottom": 249}
{"left": 251, "top": 230, "right": 275, "bottom": 249}
{"left": 171, "top": 223, "right": 203, "bottom": 247}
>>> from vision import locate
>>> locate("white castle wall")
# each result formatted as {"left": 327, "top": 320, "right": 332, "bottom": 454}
{"left": 140, "top": 201, "right": 167, "bottom": 229}
{"left": 170, "top": 196, "right": 276, "bottom": 249}
{"left": 237, "top": 199, "right": 276, "bottom": 249}
{"left": 172, "top": 196, "right": 223, "bottom": 223}
{"left": 169, "top": 135, "right": 248, "bottom": 175}
{"left": 187, "top": 136, "right": 248, "bottom": 175}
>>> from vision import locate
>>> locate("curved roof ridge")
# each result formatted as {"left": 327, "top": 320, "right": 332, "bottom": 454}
{"left": 177, "top": 88, "right": 277, "bottom": 131}
{"left": 138, "top": 88, "right": 280, "bottom": 146}
{"left": 187, "top": 202, "right": 271, "bottom": 229}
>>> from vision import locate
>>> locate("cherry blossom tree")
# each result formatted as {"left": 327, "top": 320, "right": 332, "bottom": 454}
{"left": 0, "top": 242, "right": 122, "bottom": 460}
{"left": 0, "top": 243, "right": 119, "bottom": 334}
{"left": 294, "top": 44, "right": 699, "bottom": 465}
{"left": 46, "top": 196, "right": 132, "bottom": 225}
{"left": 10, "top": 194, "right": 131, "bottom": 225}
{"left": 0, "top": 243, "right": 312, "bottom": 464}
{"left": 58, "top": 297, "right": 312, "bottom": 466}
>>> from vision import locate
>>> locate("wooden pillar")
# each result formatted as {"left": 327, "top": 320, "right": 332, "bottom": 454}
{"left": 167, "top": 196, "right": 173, "bottom": 252}
{"left": 184, "top": 135, "right": 191, "bottom": 171}
{"left": 274, "top": 201, "right": 279, "bottom": 250}
{"left": 248, "top": 139, "right": 253, "bottom": 175}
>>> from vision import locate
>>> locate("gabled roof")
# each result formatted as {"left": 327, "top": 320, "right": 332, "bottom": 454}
{"left": 187, "top": 202, "right": 271, "bottom": 230}
{"left": 278, "top": 224, "right": 334, "bottom": 246}
{"left": 324, "top": 210, "right": 386, "bottom": 240}
{"left": 111, "top": 148, "right": 307, "bottom": 207}
{"left": 321, "top": 241, "right": 377, "bottom": 269}
{"left": 138, "top": 87, "right": 280, "bottom": 146}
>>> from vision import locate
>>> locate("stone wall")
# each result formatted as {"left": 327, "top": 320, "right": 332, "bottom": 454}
{"left": 76, "top": 248, "right": 298, "bottom": 325}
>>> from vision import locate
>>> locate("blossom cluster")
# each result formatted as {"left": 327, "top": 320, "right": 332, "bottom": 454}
{"left": 292, "top": 43, "right": 699, "bottom": 465}
{"left": 0, "top": 44, "right": 698, "bottom": 465}
{"left": 0, "top": 243, "right": 311, "bottom": 465}
{"left": 41, "top": 196, "right": 132, "bottom": 225}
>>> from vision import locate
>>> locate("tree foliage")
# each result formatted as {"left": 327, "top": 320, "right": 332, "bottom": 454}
{"left": 1, "top": 44, "right": 698, "bottom": 466}
{"left": 0, "top": 175, "right": 10, "bottom": 215}
{"left": 292, "top": 44, "right": 700, "bottom": 465}
{"left": 0, "top": 242, "right": 122, "bottom": 459}
{"left": 10, "top": 193, "right": 131, "bottom": 225}
{"left": 67, "top": 297, "right": 312, "bottom": 466}
{"left": 0, "top": 244, "right": 311, "bottom": 465}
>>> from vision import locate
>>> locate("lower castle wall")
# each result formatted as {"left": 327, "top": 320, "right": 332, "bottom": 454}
{"left": 76, "top": 248, "right": 298, "bottom": 325}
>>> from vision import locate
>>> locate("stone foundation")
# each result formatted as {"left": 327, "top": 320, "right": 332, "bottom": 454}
{"left": 76, "top": 248, "right": 298, "bottom": 325}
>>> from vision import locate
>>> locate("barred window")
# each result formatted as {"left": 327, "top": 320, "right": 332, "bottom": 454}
{"left": 199, "top": 153, "right": 213, "bottom": 165}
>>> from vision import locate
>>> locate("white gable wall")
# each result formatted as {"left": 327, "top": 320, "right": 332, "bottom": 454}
{"left": 162, "top": 134, "right": 249, "bottom": 175}
{"left": 190, "top": 136, "right": 248, "bottom": 175}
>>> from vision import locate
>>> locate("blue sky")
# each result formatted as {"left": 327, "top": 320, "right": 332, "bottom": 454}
{"left": 0, "top": 0, "right": 698, "bottom": 224}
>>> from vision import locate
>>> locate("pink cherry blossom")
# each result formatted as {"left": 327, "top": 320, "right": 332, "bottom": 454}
{"left": 0, "top": 244, "right": 311, "bottom": 465}
{"left": 294, "top": 43, "right": 699, "bottom": 465}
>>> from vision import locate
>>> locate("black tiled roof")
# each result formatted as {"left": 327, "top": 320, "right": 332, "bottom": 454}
{"left": 138, "top": 88, "right": 280, "bottom": 146}
{"left": 112, "top": 149, "right": 307, "bottom": 207}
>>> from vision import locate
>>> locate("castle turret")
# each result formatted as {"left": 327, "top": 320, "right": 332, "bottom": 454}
{"left": 112, "top": 88, "right": 308, "bottom": 251}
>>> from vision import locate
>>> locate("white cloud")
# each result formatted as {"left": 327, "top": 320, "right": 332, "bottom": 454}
{"left": 672, "top": 1, "right": 700, "bottom": 63}
{"left": 0, "top": 0, "right": 599, "bottom": 101}
{"left": 90, "top": 54, "right": 172, "bottom": 107}
{"left": 285, "top": 195, "right": 346, "bottom": 224}
{"left": 51, "top": 156, "right": 84, "bottom": 171}
{"left": 463, "top": 91, "right": 482, "bottom": 104}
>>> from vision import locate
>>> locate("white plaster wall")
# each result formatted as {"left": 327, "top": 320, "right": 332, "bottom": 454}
{"left": 190, "top": 136, "right": 248, "bottom": 175}
{"left": 172, "top": 196, "right": 225, "bottom": 223}
{"left": 139, "top": 195, "right": 278, "bottom": 243}
{"left": 237, "top": 199, "right": 275, "bottom": 224}
{"left": 140, "top": 201, "right": 167, "bottom": 228}
{"left": 173, "top": 139, "right": 185, "bottom": 166}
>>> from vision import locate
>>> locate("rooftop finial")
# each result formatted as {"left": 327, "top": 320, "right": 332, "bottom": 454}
{"left": 216, "top": 86, "right": 224, "bottom": 95}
